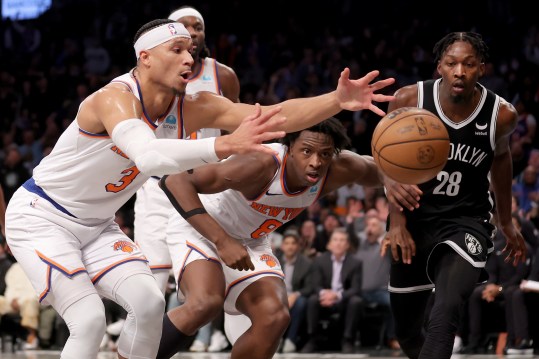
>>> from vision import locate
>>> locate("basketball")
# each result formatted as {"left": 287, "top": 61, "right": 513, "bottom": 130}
{"left": 371, "top": 107, "right": 450, "bottom": 185}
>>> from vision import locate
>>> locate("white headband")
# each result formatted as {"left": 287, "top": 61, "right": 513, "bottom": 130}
{"left": 134, "top": 22, "right": 191, "bottom": 59}
{"left": 168, "top": 7, "right": 205, "bottom": 28}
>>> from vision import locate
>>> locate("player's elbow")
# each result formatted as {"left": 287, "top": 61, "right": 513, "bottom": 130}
{"left": 134, "top": 151, "right": 179, "bottom": 177}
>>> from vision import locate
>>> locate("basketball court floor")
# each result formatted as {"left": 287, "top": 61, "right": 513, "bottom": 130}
{"left": 1, "top": 350, "right": 538, "bottom": 358}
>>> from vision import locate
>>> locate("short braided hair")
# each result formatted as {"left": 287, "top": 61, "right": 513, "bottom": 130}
{"left": 433, "top": 32, "right": 489, "bottom": 63}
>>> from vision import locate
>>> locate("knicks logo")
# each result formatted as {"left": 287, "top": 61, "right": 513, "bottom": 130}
{"left": 113, "top": 240, "right": 136, "bottom": 253}
{"left": 260, "top": 254, "right": 278, "bottom": 268}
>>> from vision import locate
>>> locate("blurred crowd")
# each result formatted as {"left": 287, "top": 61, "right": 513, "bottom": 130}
{"left": 1, "top": 0, "right": 539, "bottom": 354}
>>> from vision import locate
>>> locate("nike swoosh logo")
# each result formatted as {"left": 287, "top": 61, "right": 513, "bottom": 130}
{"left": 266, "top": 191, "right": 281, "bottom": 196}
{"left": 475, "top": 122, "right": 487, "bottom": 130}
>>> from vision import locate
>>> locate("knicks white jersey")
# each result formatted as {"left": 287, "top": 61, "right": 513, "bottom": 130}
{"left": 186, "top": 57, "right": 222, "bottom": 139}
{"left": 32, "top": 71, "right": 186, "bottom": 219}
{"left": 201, "top": 143, "right": 328, "bottom": 240}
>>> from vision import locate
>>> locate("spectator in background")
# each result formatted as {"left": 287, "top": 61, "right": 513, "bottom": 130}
{"left": 299, "top": 219, "right": 319, "bottom": 258}
{"left": 503, "top": 215, "right": 536, "bottom": 355}
{"left": 355, "top": 212, "right": 399, "bottom": 350}
{"left": 0, "top": 261, "right": 40, "bottom": 349}
{"left": 512, "top": 165, "right": 539, "bottom": 215}
{"left": 18, "top": 128, "right": 43, "bottom": 171}
{"left": 511, "top": 194, "right": 539, "bottom": 252}
{"left": 511, "top": 98, "right": 537, "bottom": 178}
{"left": 313, "top": 211, "right": 342, "bottom": 254}
{"left": 302, "top": 228, "right": 363, "bottom": 353}
{"left": 518, "top": 245, "right": 539, "bottom": 355}
{"left": 480, "top": 62, "right": 509, "bottom": 100}
{"left": 344, "top": 196, "right": 367, "bottom": 236}
{"left": 276, "top": 230, "right": 313, "bottom": 353}
{"left": 0, "top": 146, "right": 30, "bottom": 201}
{"left": 462, "top": 215, "right": 532, "bottom": 354}
{"left": 527, "top": 149, "right": 539, "bottom": 174}
{"left": 83, "top": 37, "right": 111, "bottom": 76}
{"left": 0, "top": 239, "right": 13, "bottom": 296}
{"left": 336, "top": 183, "right": 365, "bottom": 209}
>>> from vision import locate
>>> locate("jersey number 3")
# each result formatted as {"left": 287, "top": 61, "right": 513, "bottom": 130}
{"left": 106, "top": 166, "right": 141, "bottom": 193}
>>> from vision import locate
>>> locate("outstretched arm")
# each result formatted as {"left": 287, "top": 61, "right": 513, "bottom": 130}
{"left": 193, "top": 69, "right": 395, "bottom": 133}
{"left": 323, "top": 151, "right": 421, "bottom": 211}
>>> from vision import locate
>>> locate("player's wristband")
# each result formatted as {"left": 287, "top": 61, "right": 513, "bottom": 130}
{"left": 159, "top": 175, "right": 208, "bottom": 219}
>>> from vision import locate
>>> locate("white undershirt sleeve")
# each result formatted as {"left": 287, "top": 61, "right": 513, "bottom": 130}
{"left": 111, "top": 118, "right": 219, "bottom": 176}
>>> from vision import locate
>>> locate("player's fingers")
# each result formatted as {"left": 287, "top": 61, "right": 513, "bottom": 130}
{"left": 253, "top": 106, "right": 283, "bottom": 125}
{"left": 391, "top": 192, "right": 416, "bottom": 211}
{"left": 400, "top": 241, "right": 410, "bottom": 264}
{"left": 250, "top": 116, "right": 286, "bottom": 137}
{"left": 372, "top": 93, "right": 397, "bottom": 103}
{"left": 391, "top": 242, "right": 399, "bottom": 262}
{"left": 369, "top": 104, "right": 386, "bottom": 117}
{"left": 257, "top": 130, "right": 286, "bottom": 144}
{"left": 247, "top": 258, "right": 255, "bottom": 271}
{"left": 370, "top": 77, "right": 395, "bottom": 91}
{"left": 360, "top": 70, "right": 379, "bottom": 83}
{"left": 243, "top": 103, "right": 262, "bottom": 122}
{"left": 340, "top": 67, "right": 351, "bottom": 80}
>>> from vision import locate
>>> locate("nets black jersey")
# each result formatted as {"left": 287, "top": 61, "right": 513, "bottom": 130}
{"left": 407, "top": 79, "right": 500, "bottom": 221}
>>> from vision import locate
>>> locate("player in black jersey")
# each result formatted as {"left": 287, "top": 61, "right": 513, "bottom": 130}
{"left": 382, "top": 32, "right": 528, "bottom": 359}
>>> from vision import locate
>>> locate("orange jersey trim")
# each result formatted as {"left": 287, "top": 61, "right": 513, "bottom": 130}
{"left": 245, "top": 154, "right": 282, "bottom": 202}
{"left": 91, "top": 257, "right": 148, "bottom": 284}
{"left": 79, "top": 128, "right": 110, "bottom": 139}
{"left": 36, "top": 250, "right": 88, "bottom": 303}
{"left": 149, "top": 264, "right": 173, "bottom": 270}
{"left": 36, "top": 250, "right": 87, "bottom": 277}
{"left": 186, "top": 241, "right": 220, "bottom": 263}
{"left": 280, "top": 153, "right": 308, "bottom": 196}
{"left": 188, "top": 60, "right": 205, "bottom": 82}
{"left": 39, "top": 265, "right": 52, "bottom": 303}
{"left": 212, "top": 61, "right": 220, "bottom": 93}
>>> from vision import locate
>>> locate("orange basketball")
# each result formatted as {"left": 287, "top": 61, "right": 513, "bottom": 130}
{"left": 371, "top": 107, "right": 450, "bottom": 185}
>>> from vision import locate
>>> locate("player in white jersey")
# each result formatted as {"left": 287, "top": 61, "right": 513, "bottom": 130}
{"left": 5, "top": 18, "right": 395, "bottom": 359}
{"left": 134, "top": 6, "right": 240, "bottom": 294}
{"left": 155, "top": 118, "right": 414, "bottom": 359}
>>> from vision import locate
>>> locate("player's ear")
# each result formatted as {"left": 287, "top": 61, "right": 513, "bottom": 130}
{"left": 478, "top": 62, "right": 485, "bottom": 78}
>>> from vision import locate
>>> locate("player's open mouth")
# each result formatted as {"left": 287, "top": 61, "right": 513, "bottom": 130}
{"left": 452, "top": 82, "right": 465, "bottom": 93}
{"left": 306, "top": 173, "right": 319, "bottom": 183}
{"left": 180, "top": 72, "right": 191, "bottom": 81}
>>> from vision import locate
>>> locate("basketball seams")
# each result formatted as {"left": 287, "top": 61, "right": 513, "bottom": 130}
{"left": 372, "top": 108, "right": 449, "bottom": 184}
